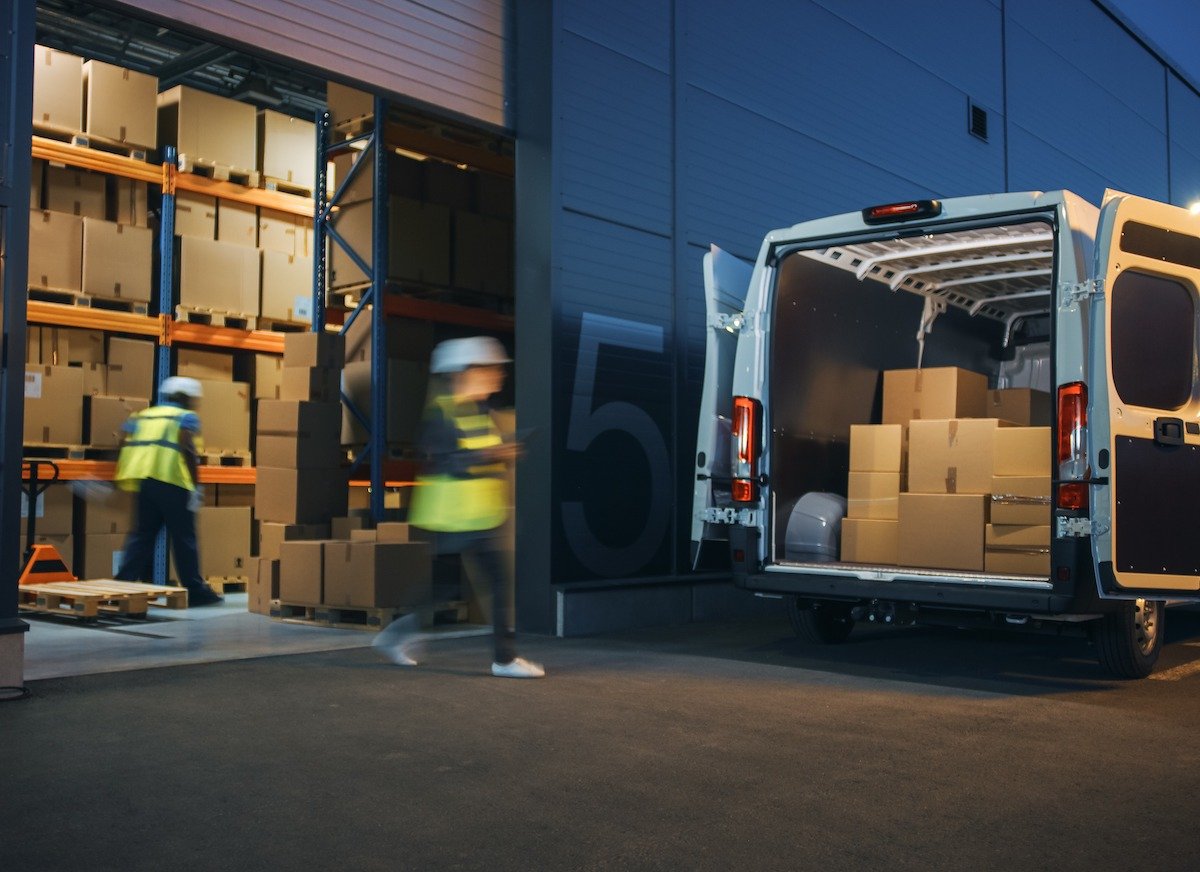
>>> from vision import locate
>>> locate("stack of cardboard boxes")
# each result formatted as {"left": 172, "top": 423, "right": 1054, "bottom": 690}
{"left": 841, "top": 366, "right": 1052, "bottom": 575}
{"left": 176, "top": 348, "right": 252, "bottom": 458}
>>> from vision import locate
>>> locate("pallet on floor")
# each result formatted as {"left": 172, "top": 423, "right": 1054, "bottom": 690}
{"left": 261, "top": 177, "right": 312, "bottom": 198}
{"left": 197, "top": 449, "right": 251, "bottom": 468}
{"left": 203, "top": 576, "right": 248, "bottom": 594}
{"left": 18, "top": 579, "right": 188, "bottom": 620}
{"left": 270, "top": 600, "right": 467, "bottom": 631}
{"left": 176, "top": 155, "right": 260, "bottom": 188}
{"left": 28, "top": 286, "right": 150, "bottom": 315}
{"left": 33, "top": 124, "right": 154, "bottom": 161}
{"left": 174, "top": 305, "right": 256, "bottom": 330}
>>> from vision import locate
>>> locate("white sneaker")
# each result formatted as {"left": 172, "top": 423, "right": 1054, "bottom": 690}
{"left": 491, "top": 657, "right": 545, "bottom": 679}
{"left": 371, "top": 614, "right": 422, "bottom": 667}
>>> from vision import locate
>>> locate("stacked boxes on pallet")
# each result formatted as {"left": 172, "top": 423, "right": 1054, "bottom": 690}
{"left": 340, "top": 311, "right": 434, "bottom": 452}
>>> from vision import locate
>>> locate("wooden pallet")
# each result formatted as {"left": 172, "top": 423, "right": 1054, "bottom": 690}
{"left": 33, "top": 123, "right": 154, "bottom": 161}
{"left": 174, "top": 305, "right": 256, "bottom": 331}
{"left": 203, "top": 576, "right": 248, "bottom": 594}
{"left": 176, "top": 155, "right": 260, "bottom": 188}
{"left": 256, "top": 316, "right": 311, "bottom": 333}
{"left": 270, "top": 600, "right": 467, "bottom": 631}
{"left": 262, "top": 177, "right": 313, "bottom": 198}
{"left": 28, "top": 286, "right": 150, "bottom": 315}
{"left": 24, "top": 443, "right": 120, "bottom": 461}
{"left": 197, "top": 449, "right": 251, "bottom": 468}
{"left": 18, "top": 579, "right": 188, "bottom": 620}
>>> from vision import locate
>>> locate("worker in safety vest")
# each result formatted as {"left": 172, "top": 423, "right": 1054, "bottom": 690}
{"left": 372, "top": 337, "right": 544, "bottom": 678}
{"left": 113, "top": 376, "right": 223, "bottom": 606}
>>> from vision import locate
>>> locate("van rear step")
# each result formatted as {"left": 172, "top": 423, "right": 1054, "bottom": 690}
{"left": 767, "top": 560, "right": 1052, "bottom": 590}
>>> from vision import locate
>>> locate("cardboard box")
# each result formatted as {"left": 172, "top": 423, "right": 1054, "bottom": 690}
{"left": 174, "top": 191, "right": 217, "bottom": 239}
{"left": 80, "top": 533, "right": 126, "bottom": 579}
{"left": 256, "top": 399, "right": 342, "bottom": 468}
{"left": 158, "top": 85, "right": 257, "bottom": 172}
{"left": 249, "top": 557, "right": 280, "bottom": 614}
{"left": 994, "top": 427, "right": 1050, "bottom": 477}
{"left": 177, "top": 348, "right": 234, "bottom": 382}
{"left": 258, "top": 110, "right": 316, "bottom": 191}
{"left": 425, "top": 161, "right": 473, "bottom": 210}
{"left": 987, "top": 389, "right": 1051, "bottom": 426}
{"left": 341, "top": 358, "right": 429, "bottom": 446}
{"left": 840, "top": 518, "right": 898, "bottom": 565}
{"left": 255, "top": 354, "right": 284, "bottom": 399}
{"left": 21, "top": 483, "right": 73, "bottom": 537}
{"left": 33, "top": 45, "right": 82, "bottom": 130}
{"left": 322, "top": 541, "right": 432, "bottom": 608}
{"left": 985, "top": 524, "right": 1051, "bottom": 576}
{"left": 214, "top": 484, "right": 256, "bottom": 508}
{"left": 195, "top": 506, "right": 251, "bottom": 581}
{"left": 284, "top": 332, "right": 345, "bottom": 368}
{"left": 82, "top": 60, "right": 157, "bottom": 148}
{"left": 106, "top": 337, "right": 154, "bottom": 399}
{"left": 846, "top": 472, "right": 902, "bottom": 520}
{"left": 82, "top": 218, "right": 153, "bottom": 302}
{"left": 329, "top": 150, "right": 427, "bottom": 206}
{"left": 259, "top": 521, "right": 331, "bottom": 561}
{"left": 453, "top": 211, "right": 512, "bottom": 296}
{"left": 256, "top": 466, "right": 348, "bottom": 524}
{"left": 28, "top": 209, "right": 83, "bottom": 291}
{"left": 80, "top": 363, "right": 106, "bottom": 398}
{"left": 195, "top": 380, "right": 251, "bottom": 453}
{"left": 281, "top": 366, "right": 341, "bottom": 403}
{"left": 180, "top": 237, "right": 260, "bottom": 316}
{"left": 86, "top": 396, "right": 147, "bottom": 448}
{"left": 78, "top": 489, "right": 135, "bottom": 536}
{"left": 114, "top": 178, "right": 149, "bottom": 228}
{"left": 31, "top": 159, "right": 44, "bottom": 210}
{"left": 217, "top": 200, "right": 257, "bottom": 248}
{"left": 908, "top": 418, "right": 1004, "bottom": 495}
{"left": 278, "top": 539, "right": 329, "bottom": 604}
{"left": 24, "top": 366, "right": 84, "bottom": 444}
{"left": 331, "top": 515, "right": 369, "bottom": 539}
{"left": 329, "top": 197, "right": 451, "bottom": 288}
{"left": 259, "top": 208, "right": 301, "bottom": 256}
{"left": 990, "top": 475, "right": 1052, "bottom": 526}
{"left": 43, "top": 166, "right": 107, "bottom": 220}
{"left": 27, "top": 327, "right": 44, "bottom": 365}
{"left": 47, "top": 328, "right": 104, "bottom": 365}
{"left": 327, "top": 81, "right": 374, "bottom": 127}
{"left": 261, "top": 250, "right": 314, "bottom": 322}
{"left": 882, "top": 367, "right": 988, "bottom": 426}
{"left": 343, "top": 309, "right": 436, "bottom": 363}
{"left": 377, "top": 522, "right": 413, "bottom": 543}
{"left": 897, "top": 493, "right": 988, "bottom": 572}
{"left": 849, "top": 424, "right": 905, "bottom": 473}
{"left": 349, "top": 528, "right": 377, "bottom": 542}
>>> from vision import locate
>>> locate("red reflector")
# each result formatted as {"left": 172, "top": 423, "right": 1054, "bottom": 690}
{"left": 732, "top": 478, "right": 756, "bottom": 502}
{"left": 733, "top": 549, "right": 746, "bottom": 563}
{"left": 732, "top": 396, "right": 759, "bottom": 467}
{"left": 861, "top": 199, "right": 942, "bottom": 224}
{"left": 1057, "top": 566, "right": 1071, "bottom": 582}
{"left": 1058, "top": 482, "right": 1089, "bottom": 512}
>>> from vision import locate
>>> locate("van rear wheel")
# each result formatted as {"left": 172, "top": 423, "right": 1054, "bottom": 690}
{"left": 788, "top": 598, "right": 855, "bottom": 644}
{"left": 1093, "top": 599, "right": 1164, "bottom": 679}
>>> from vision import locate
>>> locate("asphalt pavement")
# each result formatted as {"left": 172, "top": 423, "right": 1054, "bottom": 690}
{"left": 5, "top": 609, "right": 1200, "bottom": 871}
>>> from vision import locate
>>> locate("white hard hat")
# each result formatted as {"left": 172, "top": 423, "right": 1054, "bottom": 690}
{"left": 429, "top": 337, "right": 512, "bottom": 374}
{"left": 160, "top": 376, "right": 203, "bottom": 399}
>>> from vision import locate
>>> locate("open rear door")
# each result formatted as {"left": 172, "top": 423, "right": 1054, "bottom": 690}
{"left": 1090, "top": 192, "right": 1200, "bottom": 597}
{"left": 691, "top": 245, "right": 753, "bottom": 570}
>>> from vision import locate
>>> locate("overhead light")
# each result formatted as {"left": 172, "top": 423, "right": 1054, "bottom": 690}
{"left": 393, "top": 147, "right": 428, "bottom": 161}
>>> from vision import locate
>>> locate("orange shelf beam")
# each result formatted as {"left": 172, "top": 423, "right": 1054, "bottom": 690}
{"left": 173, "top": 171, "right": 313, "bottom": 217}
{"left": 377, "top": 295, "right": 515, "bottom": 333}
{"left": 168, "top": 321, "right": 285, "bottom": 354}
{"left": 32, "top": 136, "right": 166, "bottom": 185}
{"left": 22, "top": 460, "right": 255, "bottom": 485}
{"left": 26, "top": 301, "right": 165, "bottom": 337}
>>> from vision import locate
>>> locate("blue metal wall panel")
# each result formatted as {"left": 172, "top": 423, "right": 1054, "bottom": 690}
{"left": 1168, "top": 73, "right": 1200, "bottom": 207}
{"left": 562, "top": 0, "right": 670, "bottom": 72}
{"left": 1005, "top": 127, "right": 1109, "bottom": 205}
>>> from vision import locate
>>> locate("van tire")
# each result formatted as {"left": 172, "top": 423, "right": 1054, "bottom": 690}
{"left": 788, "top": 598, "right": 855, "bottom": 644}
{"left": 1093, "top": 599, "right": 1164, "bottom": 679}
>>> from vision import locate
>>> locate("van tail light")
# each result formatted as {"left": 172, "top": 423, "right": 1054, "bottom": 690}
{"left": 732, "top": 396, "right": 761, "bottom": 503}
{"left": 1057, "top": 381, "right": 1089, "bottom": 511}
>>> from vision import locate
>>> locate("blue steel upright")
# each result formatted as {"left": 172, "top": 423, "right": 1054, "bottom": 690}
{"left": 369, "top": 95, "right": 389, "bottom": 523}
{"left": 152, "top": 145, "right": 178, "bottom": 584}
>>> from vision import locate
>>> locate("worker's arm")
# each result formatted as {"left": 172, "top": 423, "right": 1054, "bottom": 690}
{"left": 179, "top": 428, "right": 200, "bottom": 492}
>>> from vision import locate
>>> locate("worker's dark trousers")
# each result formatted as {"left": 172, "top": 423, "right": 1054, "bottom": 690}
{"left": 116, "top": 479, "right": 205, "bottom": 590}
{"left": 440, "top": 531, "right": 517, "bottom": 664}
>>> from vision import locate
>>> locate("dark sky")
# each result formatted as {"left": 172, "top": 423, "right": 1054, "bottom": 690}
{"left": 1105, "top": 0, "right": 1200, "bottom": 88}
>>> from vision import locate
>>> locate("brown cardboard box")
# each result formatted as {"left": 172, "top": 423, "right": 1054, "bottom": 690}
{"left": 343, "top": 310, "right": 436, "bottom": 363}
{"left": 341, "top": 358, "right": 429, "bottom": 446}
{"left": 82, "top": 60, "right": 157, "bottom": 148}
{"left": 278, "top": 540, "right": 329, "bottom": 604}
{"left": 849, "top": 424, "right": 906, "bottom": 473}
{"left": 87, "top": 396, "right": 147, "bottom": 448}
{"left": 114, "top": 178, "right": 149, "bottom": 228}
{"left": 195, "top": 506, "right": 252, "bottom": 581}
{"left": 82, "top": 218, "right": 153, "bottom": 302}
{"left": 48, "top": 328, "right": 105, "bottom": 365}
{"left": 908, "top": 418, "right": 1004, "bottom": 495}
{"left": 158, "top": 85, "right": 257, "bottom": 172}
{"left": 328, "top": 151, "right": 425, "bottom": 205}
{"left": 214, "top": 484, "right": 256, "bottom": 508}
{"left": 987, "top": 389, "right": 1051, "bottom": 426}
{"left": 258, "top": 110, "right": 316, "bottom": 190}
{"left": 80, "top": 533, "right": 126, "bottom": 579}
{"left": 897, "top": 493, "right": 988, "bottom": 572}
{"left": 180, "top": 237, "right": 260, "bottom": 316}
{"left": 258, "top": 208, "right": 302, "bottom": 256}
{"left": 33, "top": 45, "right": 82, "bottom": 130}
{"left": 249, "top": 557, "right": 280, "bottom": 614}
{"left": 327, "top": 81, "right": 374, "bottom": 127}
{"left": 195, "top": 380, "right": 251, "bottom": 453}
{"left": 174, "top": 191, "right": 217, "bottom": 240}
{"left": 256, "top": 400, "right": 342, "bottom": 468}
{"left": 27, "top": 327, "right": 44, "bottom": 365}
{"left": 43, "top": 166, "right": 107, "bottom": 220}
{"left": 217, "top": 200, "right": 257, "bottom": 248}
{"left": 31, "top": 159, "right": 44, "bottom": 209}
{"left": 840, "top": 518, "right": 899, "bottom": 565}
{"left": 331, "top": 515, "right": 369, "bottom": 539}
{"left": 259, "top": 521, "right": 331, "bottom": 561}
{"left": 377, "top": 522, "right": 412, "bottom": 543}
{"left": 177, "top": 348, "right": 234, "bottom": 382}
{"left": 28, "top": 209, "right": 83, "bottom": 291}
{"left": 255, "top": 354, "right": 284, "bottom": 399}
{"left": 261, "top": 250, "right": 314, "bottom": 322}
{"left": 24, "top": 366, "right": 84, "bottom": 444}
{"left": 882, "top": 367, "right": 988, "bottom": 425}
{"left": 846, "top": 472, "right": 902, "bottom": 520}
{"left": 79, "top": 489, "right": 135, "bottom": 536}
{"left": 329, "top": 197, "right": 451, "bottom": 288}
{"left": 80, "top": 363, "right": 106, "bottom": 398}
{"left": 994, "top": 427, "right": 1050, "bottom": 476}
{"left": 453, "top": 211, "right": 513, "bottom": 296}
{"left": 256, "top": 466, "right": 349, "bottom": 524}
{"left": 106, "top": 337, "right": 154, "bottom": 399}
{"left": 990, "top": 475, "right": 1052, "bottom": 526}
{"left": 284, "top": 332, "right": 345, "bottom": 368}
{"left": 426, "top": 161, "right": 473, "bottom": 210}
{"left": 22, "top": 483, "right": 73, "bottom": 536}
{"left": 281, "top": 366, "right": 341, "bottom": 403}
{"left": 350, "top": 528, "right": 378, "bottom": 542}
{"left": 322, "top": 541, "right": 432, "bottom": 608}
{"left": 985, "top": 524, "right": 1051, "bottom": 575}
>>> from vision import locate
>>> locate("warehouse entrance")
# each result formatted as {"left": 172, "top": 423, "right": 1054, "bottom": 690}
{"left": 15, "top": 0, "right": 516, "bottom": 676}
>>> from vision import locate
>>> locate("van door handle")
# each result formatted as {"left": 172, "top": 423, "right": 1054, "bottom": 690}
{"left": 1153, "top": 416, "right": 1185, "bottom": 446}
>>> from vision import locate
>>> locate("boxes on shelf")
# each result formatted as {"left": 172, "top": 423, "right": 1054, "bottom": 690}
{"left": 261, "top": 250, "right": 314, "bottom": 323}
{"left": 157, "top": 85, "right": 257, "bottom": 173}
{"left": 329, "top": 196, "right": 451, "bottom": 288}
{"left": 897, "top": 493, "right": 988, "bottom": 572}
{"left": 841, "top": 518, "right": 899, "bottom": 565}
{"left": 177, "top": 348, "right": 235, "bottom": 382}
{"left": 106, "top": 336, "right": 154, "bottom": 399}
{"left": 341, "top": 358, "right": 429, "bottom": 447}
{"left": 114, "top": 179, "right": 149, "bottom": 228}
{"left": 174, "top": 191, "right": 217, "bottom": 240}
{"left": 179, "top": 236, "right": 260, "bottom": 316}
{"left": 453, "top": 211, "right": 513, "bottom": 296}
{"left": 343, "top": 309, "right": 435, "bottom": 363}
{"left": 43, "top": 166, "right": 107, "bottom": 220}
{"left": 28, "top": 209, "right": 83, "bottom": 291}
{"left": 214, "top": 484, "right": 256, "bottom": 508}
{"left": 278, "top": 539, "right": 330, "bottom": 604}
{"left": 259, "top": 208, "right": 304, "bottom": 256}
{"left": 990, "top": 476, "right": 1052, "bottom": 526}
{"left": 255, "top": 353, "right": 284, "bottom": 399}
{"left": 330, "top": 514, "right": 369, "bottom": 539}
{"left": 425, "top": 161, "right": 473, "bottom": 210}
{"left": 32, "top": 45, "right": 82, "bottom": 130}
{"left": 78, "top": 489, "right": 135, "bottom": 536}
{"left": 322, "top": 541, "right": 432, "bottom": 609}
{"left": 31, "top": 159, "right": 44, "bottom": 210}
{"left": 882, "top": 366, "right": 988, "bottom": 426}
{"left": 26, "top": 327, "right": 44, "bottom": 365}
{"left": 985, "top": 524, "right": 1051, "bottom": 575}
{"left": 194, "top": 380, "right": 251, "bottom": 454}
{"left": 82, "top": 59, "right": 157, "bottom": 148}
{"left": 24, "top": 365, "right": 84, "bottom": 444}
{"left": 47, "top": 328, "right": 104, "bottom": 365}
{"left": 258, "top": 110, "right": 316, "bottom": 191}
{"left": 249, "top": 557, "right": 279, "bottom": 614}
{"left": 256, "top": 399, "right": 342, "bottom": 468}
{"left": 79, "top": 533, "right": 126, "bottom": 579}
{"left": 80, "top": 363, "right": 106, "bottom": 397}
{"left": 258, "top": 521, "right": 330, "bottom": 562}
{"left": 21, "top": 484, "right": 73, "bottom": 536}
{"left": 284, "top": 331, "right": 344, "bottom": 368}
{"left": 907, "top": 418, "right": 1004, "bottom": 495}
{"left": 326, "top": 81, "right": 374, "bottom": 128}
{"left": 81, "top": 218, "right": 153, "bottom": 302}
{"left": 86, "top": 396, "right": 147, "bottom": 448}
{"left": 987, "top": 388, "right": 1051, "bottom": 426}
{"left": 217, "top": 200, "right": 257, "bottom": 248}
{"left": 281, "top": 366, "right": 340, "bottom": 403}
{"left": 256, "top": 467, "right": 348, "bottom": 525}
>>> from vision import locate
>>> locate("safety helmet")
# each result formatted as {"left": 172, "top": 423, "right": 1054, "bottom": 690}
{"left": 429, "top": 336, "right": 512, "bottom": 374}
{"left": 160, "top": 376, "right": 203, "bottom": 399}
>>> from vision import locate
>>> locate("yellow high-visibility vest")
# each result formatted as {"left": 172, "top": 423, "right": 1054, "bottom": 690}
{"left": 115, "top": 405, "right": 200, "bottom": 492}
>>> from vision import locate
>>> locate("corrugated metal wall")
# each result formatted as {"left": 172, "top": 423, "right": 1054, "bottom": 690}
{"left": 118, "top": 0, "right": 508, "bottom": 127}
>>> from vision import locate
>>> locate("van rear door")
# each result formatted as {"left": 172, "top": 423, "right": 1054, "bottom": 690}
{"left": 1089, "top": 192, "right": 1200, "bottom": 596}
{"left": 692, "top": 245, "right": 753, "bottom": 569}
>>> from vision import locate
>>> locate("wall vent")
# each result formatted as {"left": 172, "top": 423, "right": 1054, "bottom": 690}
{"left": 969, "top": 101, "right": 989, "bottom": 141}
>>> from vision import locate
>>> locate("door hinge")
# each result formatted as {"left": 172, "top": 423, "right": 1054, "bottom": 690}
{"left": 700, "top": 506, "right": 758, "bottom": 526}
{"left": 1058, "top": 279, "right": 1104, "bottom": 310}
{"left": 1056, "top": 515, "right": 1108, "bottom": 538}
{"left": 708, "top": 312, "right": 747, "bottom": 333}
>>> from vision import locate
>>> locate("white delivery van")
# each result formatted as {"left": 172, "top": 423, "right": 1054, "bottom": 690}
{"left": 693, "top": 190, "right": 1200, "bottom": 678}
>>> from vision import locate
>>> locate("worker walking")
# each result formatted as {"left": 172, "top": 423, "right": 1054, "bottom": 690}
{"left": 113, "top": 376, "right": 223, "bottom": 606}
{"left": 372, "top": 337, "right": 544, "bottom": 678}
